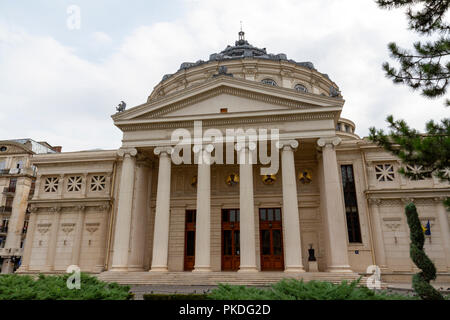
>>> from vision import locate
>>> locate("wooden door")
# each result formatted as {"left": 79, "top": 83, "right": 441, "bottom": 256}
{"left": 184, "top": 210, "right": 196, "bottom": 271}
{"left": 259, "top": 208, "right": 284, "bottom": 271}
{"left": 221, "top": 209, "right": 240, "bottom": 271}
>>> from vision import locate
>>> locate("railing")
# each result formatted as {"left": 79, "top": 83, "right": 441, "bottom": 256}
{"left": 0, "top": 206, "right": 12, "bottom": 213}
{"left": 0, "top": 227, "right": 8, "bottom": 233}
{"left": 0, "top": 248, "right": 23, "bottom": 257}
{"left": 0, "top": 168, "right": 36, "bottom": 177}
{"left": 3, "top": 186, "right": 15, "bottom": 193}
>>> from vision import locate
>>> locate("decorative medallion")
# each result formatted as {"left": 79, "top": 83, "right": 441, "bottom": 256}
{"left": 85, "top": 223, "right": 100, "bottom": 234}
{"left": 262, "top": 174, "right": 276, "bottom": 185}
{"left": 191, "top": 175, "right": 197, "bottom": 187}
{"left": 37, "top": 223, "right": 51, "bottom": 234}
{"left": 298, "top": 170, "right": 312, "bottom": 184}
{"left": 61, "top": 223, "right": 75, "bottom": 235}
{"left": 226, "top": 173, "right": 239, "bottom": 186}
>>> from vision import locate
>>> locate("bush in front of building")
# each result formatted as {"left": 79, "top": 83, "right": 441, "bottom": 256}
{"left": 405, "top": 202, "right": 444, "bottom": 300}
{"left": 0, "top": 273, "right": 132, "bottom": 300}
{"left": 209, "top": 278, "right": 415, "bottom": 300}
{"left": 143, "top": 293, "right": 209, "bottom": 300}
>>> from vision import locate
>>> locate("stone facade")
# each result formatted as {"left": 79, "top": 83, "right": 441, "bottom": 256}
{"left": 0, "top": 139, "right": 59, "bottom": 273}
{"left": 14, "top": 35, "right": 450, "bottom": 280}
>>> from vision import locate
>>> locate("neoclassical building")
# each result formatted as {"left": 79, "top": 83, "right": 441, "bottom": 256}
{"left": 16, "top": 32, "right": 450, "bottom": 283}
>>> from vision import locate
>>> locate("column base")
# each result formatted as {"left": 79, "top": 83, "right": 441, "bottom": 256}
{"left": 15, "top": 265, "right": 29, "bottom": 274}
{"left": 238, "top": 266, "right": 259, "bottom": 273}
{"left": 326, "top": 265, "right": 354, "bottom": 273}
{"left": 127, "top": 266, "right": 145, "bottom": 272}
{"left": 41, "top": 265, "right": 54, "bottom": 273}
{"left": 109, "top": 265, "right": 129, "bottom": 272}
{"left": 285, "top": 266, "right": 306, "bottom": 273}
{"left": 93, "top": 265, "right": 106, "bottom": 273}
{"left": 193, "top": 266, "right": 212, "bottom": 272}
{"left": 149, "top": 266, "right": 169, "bottom": 272}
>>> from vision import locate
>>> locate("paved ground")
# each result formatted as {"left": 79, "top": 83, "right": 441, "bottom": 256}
{"left": 129, "top": 282, "right": 450, "bottom": 300}
{"left": 130, "top": 285, "right": 268, "bottom": 300}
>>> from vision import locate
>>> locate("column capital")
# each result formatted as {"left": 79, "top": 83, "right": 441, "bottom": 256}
{"left": 117, "top": 147, "right": 138, "bottom": 158}
{"left": 276, "top": 139, "right": 299, "bottom": 151}
{"left": 154, "top": 146, "right": 173, "bottom": 156}
{"left": 235, "top": 141, "right": 257, "bottom": 152}
{"left": 75, "top": 205, "right": 86, "bottom": 212}
{"left": 433, "top": 196, "right": 447, "bottom": 203}
{"left": 317, "top": 137, "right": 342, "bottom": 148}
{"left": 192, "top": 144, "right": 214, "bottom": 154}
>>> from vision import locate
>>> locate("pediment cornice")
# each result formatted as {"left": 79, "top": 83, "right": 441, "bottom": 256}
{"left": 112, "top": 76, "right": 344, "bottom": 124}
{"left": 118, "top": 110, "right": 337, "bottom": 132}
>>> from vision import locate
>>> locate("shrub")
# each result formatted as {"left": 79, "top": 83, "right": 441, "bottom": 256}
{"left": 0, "top": 273, "right": 132, "bottom": 300}
{"left": 209, "top": 278, "right": 414, "bottom": 300}
{"left": 404, "top": 202, "right": 444, "bottom": 300}
{"left": 143, "top": 293, "right": 209, "bottom": 300}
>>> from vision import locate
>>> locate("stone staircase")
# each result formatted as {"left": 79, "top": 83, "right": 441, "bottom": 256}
{"left": 97, "top": 271, "right": 369, "bottom": 286}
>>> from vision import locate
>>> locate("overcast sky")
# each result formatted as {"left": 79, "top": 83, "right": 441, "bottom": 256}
{"left": 0, "top": 0, "right": 447, "bottom": 152}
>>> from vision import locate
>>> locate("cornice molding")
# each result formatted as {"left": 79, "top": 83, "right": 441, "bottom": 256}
{"left": 118, "top": 111, "right": 336, "bottom": 132}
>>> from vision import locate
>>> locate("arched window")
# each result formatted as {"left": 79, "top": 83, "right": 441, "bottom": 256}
{"left": 294, "top": 84, "right": 308, "bottom": 93}
{"left": 261, "top": 78, "right": 277, "bottom": 86}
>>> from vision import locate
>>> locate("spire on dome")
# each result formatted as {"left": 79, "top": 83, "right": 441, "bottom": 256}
{"left": 238, "top": 21, "right": 245, "bottom": 41}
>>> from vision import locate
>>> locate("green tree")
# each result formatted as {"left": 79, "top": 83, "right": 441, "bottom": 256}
{"left": 369, "top": 0, "right": 450, "bottom": 209}
{"left": 404, "top": 203, "right": 444, "bottom": 300}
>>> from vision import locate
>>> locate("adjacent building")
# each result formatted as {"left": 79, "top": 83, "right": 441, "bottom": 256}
{"left": 0, "top": 139, "right": 60, "bottom": 273}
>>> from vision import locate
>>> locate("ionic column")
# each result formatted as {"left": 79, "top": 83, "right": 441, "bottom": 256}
{"left": 110, "top": 147, "right": 137, "bottom": 271}
{"left": 71, "top": 205, "right": 86, "bottom": 266}
{"left": 193, "top": 145, "right": 213, "bottom": 272}
{"left": 236, "top": 142, "right": 258, "bottom": 272}
{"left": 368, "top": 198, "right": 387, "bottom": 270}
{"left": 150, "top": 146, "right": 173, "bottom": 272}
{"left": 277, "top": 140, "right": 305, "bottom": 272}
{"left": 128, "top": 160, "right": 151, "bottom": 271}
{"left": 317, "top": 137, "right": 352, "bottom": 272}
{"left": 45, "top": 206, "right": 62, "bottom": 271}
{"left": 435, "top": 197, "right": 450, "bottom": 270}
{"left": 16, "top": 207, "right": 38, "bottom": 273}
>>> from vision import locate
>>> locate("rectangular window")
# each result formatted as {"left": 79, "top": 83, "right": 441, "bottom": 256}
{"left": 341, "top": 165, "right": 362, "bottom": 243}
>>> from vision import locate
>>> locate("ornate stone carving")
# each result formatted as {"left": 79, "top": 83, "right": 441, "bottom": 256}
{"left": 85, "top": 223, "right": 100, "bottom": 234}
{"left": 98, "top": 204, "right": 110, "bottom": 211}
{"left": 76, "top": 205, "right": 86, "bottom": 212}
{"left": 368, "top": 198, "right": 382, "bottom": 206}
{"left": 276, "top": 139, "right": 299, "bottom": 151}
{"left": 117, "top": 148, "right": 137, "bottom": 158}
{"left": 50, "top": 206, "right": 62, "bottom": 213}
{"left": 154, "top": 146, "right": 174, "bottom": 156}
{"left": 317, "top": 137, "right": 341, "bottom": 148}
{"left": 37, "top": 223, "right": 51, "bottom": 234}
{"left": 383, "top": 217, "right": 402, "bottom": 231}
{"left": 29, "top": 206, "right": 38, "bottom": 213}
{"left": 61, "top": 223, "right": 75, "bottom": 235}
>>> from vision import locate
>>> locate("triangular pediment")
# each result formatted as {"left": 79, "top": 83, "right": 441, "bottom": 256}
{"left": 113, "top": 76, "right": 344, "bottom": 124}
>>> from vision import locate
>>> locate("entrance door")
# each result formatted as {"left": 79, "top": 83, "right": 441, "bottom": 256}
{"left": 259, "top": 208, "right": 284, "bottom": 271}
{"left": 184, "top": 210, "right": 196, "bottom": 271}
{"left": 221, "top": 209, "right": 240, "bottom": 271}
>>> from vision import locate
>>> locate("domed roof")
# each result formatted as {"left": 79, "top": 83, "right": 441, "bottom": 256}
{"left": 161, "top": 31, "right": 322, "bottom": 82}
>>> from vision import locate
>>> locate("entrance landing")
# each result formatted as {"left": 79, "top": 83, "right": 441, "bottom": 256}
{"left": 97, "top": 271, "right": 364, "bottom": 286}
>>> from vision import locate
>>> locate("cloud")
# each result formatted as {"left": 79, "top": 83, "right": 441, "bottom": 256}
{"left": 0, "top": 0, "right": 447, "bottom": 151}
{"left": 90, "top": 31, "right": 112, "bottom": 46}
